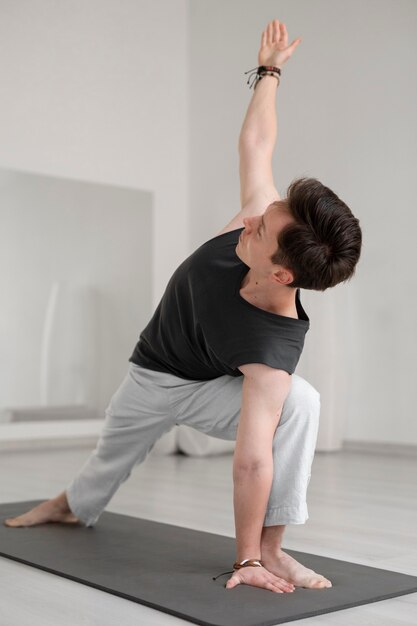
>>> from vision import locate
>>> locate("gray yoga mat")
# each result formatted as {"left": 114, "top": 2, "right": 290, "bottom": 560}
{"left": 1, "top": 500, "right": 417, "bottom": 626}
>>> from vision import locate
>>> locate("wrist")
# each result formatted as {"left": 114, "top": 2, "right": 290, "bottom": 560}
{"left": 258, "top": 73, "right": 280, "bottom": 83}
{"left": 254, "top": 73, "right": 280, "bottom": 90}
{"left": 245, "top": 64, "right": 281, "bottom": 90}
{"left": 233, "top": 558, "right": 263, "bottom": 570}
{"left": 259, "top": 60, "right": 283, "bottom": 70}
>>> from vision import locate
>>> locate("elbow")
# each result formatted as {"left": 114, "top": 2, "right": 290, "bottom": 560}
{"left": 232, "top": 461, "right": 273, "bottom": 486}
{"left": 233, "top": 454, "right": 273, "bottom": 476}
{"left": 239, "top": 134, "right": 260, "bottom": 151}
{"left": 239, "top": 134, "right": 275, "bottom": 153}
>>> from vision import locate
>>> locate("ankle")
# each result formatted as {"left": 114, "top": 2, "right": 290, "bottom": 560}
{"left": 51, "top": 491, "right": 71, "bottom": 512}
{"left": 261, "top": 544, "right": 285, "bottom": 558}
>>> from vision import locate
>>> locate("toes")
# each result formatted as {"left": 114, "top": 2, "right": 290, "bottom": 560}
{"left": 314, "top": 578, "right": 332, "bottom": 589}
{"left": 4, "top": 515, "right": 34, "bottom": 527}
{"left": 302, "top": 576, "right": 332, "bottom": 589}
{"left": 4, "top": 518, "right": 20, "bottom": 527}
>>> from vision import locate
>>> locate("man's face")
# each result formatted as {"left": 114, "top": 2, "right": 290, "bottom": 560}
{"left": 236, "top": 201, "right": 295, "bottom": 283}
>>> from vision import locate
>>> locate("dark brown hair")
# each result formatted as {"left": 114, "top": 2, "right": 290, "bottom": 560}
{"left": 270, "top": 176, "right": 362, "bottom": 291}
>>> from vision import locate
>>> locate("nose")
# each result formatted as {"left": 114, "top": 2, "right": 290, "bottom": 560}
{"left": 242, "top": 216, "right": 253, "bottom": 230}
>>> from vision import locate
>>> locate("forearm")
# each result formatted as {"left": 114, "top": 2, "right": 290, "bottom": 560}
{"left": 233, "top": 460, "right": 273, "bottom": 561}
{"left": 238, "top": 74, "right": 279, "bottom": 148}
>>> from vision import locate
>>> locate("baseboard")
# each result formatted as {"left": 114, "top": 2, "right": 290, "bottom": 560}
{"left": 0, "top": 436, "right": 99, "bottom": 453}
{"left": 1, "top": 435, "right": 416, "bottom": 458}
{"left": 0, "top": 405, "right": 99, "bottom": 423}
{"left": 342, "top": 439, "right": 417, "bottom": 458}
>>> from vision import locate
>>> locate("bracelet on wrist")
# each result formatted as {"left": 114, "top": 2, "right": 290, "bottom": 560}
{"left": 244, "top": 65, "right": 281, "bottom": 90}
{"left": 233, "top": 558, "right": 263, "bottom": 569}
{"left": 212, "top": 558, "right": 264, "bottom": 582}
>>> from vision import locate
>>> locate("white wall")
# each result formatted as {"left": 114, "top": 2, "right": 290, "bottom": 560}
{"left": 0, "top": 0, "right": 189, "bottom": 310}
{"left": 188, "top": 0, "right": 417, "bottom": 446}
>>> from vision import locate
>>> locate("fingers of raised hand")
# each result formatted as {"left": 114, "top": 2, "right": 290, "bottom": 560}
{"left": 280, "top": 23, "right": 288, "bottom": 47}
{"left": 266, "top": 20, "right": 286, "bottom": 45}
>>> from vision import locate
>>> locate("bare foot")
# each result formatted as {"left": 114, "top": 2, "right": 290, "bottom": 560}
{"left": 3, "top": 497, "right": 81, "bottom": 528}
{"left": 261, "top": 550, "right": 332, "bottom": 589}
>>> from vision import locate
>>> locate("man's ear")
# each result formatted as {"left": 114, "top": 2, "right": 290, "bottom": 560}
{"left": 273, "top": 267, "right": 294, "bottom": 285}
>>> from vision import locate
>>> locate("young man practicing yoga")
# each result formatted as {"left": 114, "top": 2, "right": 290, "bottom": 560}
{"left": 4, "top": 19, "right": 362, "bottom": 594}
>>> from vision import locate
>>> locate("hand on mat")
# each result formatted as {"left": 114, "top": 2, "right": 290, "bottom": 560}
{"left": 225, "top": 565, "right": 295, "bottom": 593}
{"left": 258, "top": 19, "right": 302, "bottom": 69}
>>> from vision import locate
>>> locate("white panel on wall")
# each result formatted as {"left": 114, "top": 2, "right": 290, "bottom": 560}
{"left": 0, "top": 167, "right": 153, "bottom": 419}
{"left": 40, "top": 280, "right": 98, "bottom": 407}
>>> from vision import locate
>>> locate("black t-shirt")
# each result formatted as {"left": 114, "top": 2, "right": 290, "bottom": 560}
{"left": 129, "top": 227, "right": 310, "bottom": 380}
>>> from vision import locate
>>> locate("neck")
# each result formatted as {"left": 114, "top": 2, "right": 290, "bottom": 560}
{"left": 240, "top": 269, "right": 297, "bottom": 314}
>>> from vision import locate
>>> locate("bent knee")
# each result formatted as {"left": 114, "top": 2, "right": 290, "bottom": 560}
{"left": 288, "top": 374, "right": 320, "bottom": 410}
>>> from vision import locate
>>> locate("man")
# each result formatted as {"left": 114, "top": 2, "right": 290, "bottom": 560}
{"left": 4, "top": 19, "right": 361, "bottom": 594}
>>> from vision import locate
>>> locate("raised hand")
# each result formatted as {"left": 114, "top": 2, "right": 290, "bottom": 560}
{"left": 258, "top": 19, "right": 302, "bottom": 69}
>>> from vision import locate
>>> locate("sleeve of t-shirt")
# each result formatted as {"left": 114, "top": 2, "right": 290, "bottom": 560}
{"left": 216, "top": 326, "right": 307, "bottom": 375}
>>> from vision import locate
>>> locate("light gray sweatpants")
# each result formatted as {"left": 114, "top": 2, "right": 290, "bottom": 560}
{"left": 65, "top": 362, "right": 320, "bottom": 528}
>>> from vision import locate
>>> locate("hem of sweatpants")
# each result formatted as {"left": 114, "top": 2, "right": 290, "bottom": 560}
{"left": 263, "top": 505, "right": 308, "bottom": 526}
{"left": 65, "top": 484, "right": 99, "bottom": 528}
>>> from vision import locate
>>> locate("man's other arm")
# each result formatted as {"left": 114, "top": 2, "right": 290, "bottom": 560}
{"left": 233, "top": 363, "right": 292, "bottom": 562}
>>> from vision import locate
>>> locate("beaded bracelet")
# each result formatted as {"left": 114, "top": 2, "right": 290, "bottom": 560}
{"left": 244, "top": 65, "right": 281, "bottom": 90}
{"left": 212, "top": 558, "right": 264, "bottom": 581}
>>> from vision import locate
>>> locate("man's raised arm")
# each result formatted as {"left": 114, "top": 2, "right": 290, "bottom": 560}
{"left": 238, "top": 72, "right": 279, "bottom": 149}
{"left": 238, "top": 20, "right": 302, "bottom": 209}
{"left": 239, "top": 19, "right": 301, "bottom": 149}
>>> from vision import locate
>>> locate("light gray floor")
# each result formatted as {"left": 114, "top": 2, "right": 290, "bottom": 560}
{"left": 1, "top": 445, "right": 416, "bottom": 625}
